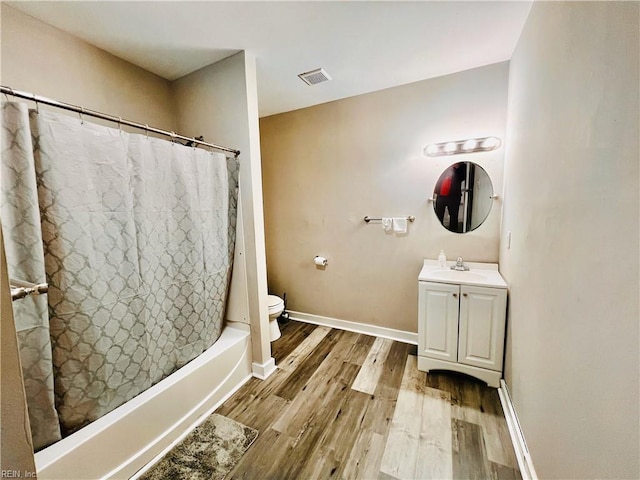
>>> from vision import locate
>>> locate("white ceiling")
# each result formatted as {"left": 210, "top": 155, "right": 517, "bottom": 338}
{"left": 7, "top": 1, "right": 532, "bottom": 117}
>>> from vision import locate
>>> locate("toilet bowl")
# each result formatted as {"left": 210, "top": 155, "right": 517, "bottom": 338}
{"left": 267, "top": 295, "right": 284, "bottom": 341}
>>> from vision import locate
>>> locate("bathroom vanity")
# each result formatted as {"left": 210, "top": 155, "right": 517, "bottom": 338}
{"left": 417, "top": 260, "right": 507, "bottom": 387}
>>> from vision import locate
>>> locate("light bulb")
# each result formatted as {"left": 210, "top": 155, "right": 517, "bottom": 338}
{"left": 444, "top": 142, "right": 457, "bottom": 153}
{"left": 482, "top": 137, "right": 500, "bottom": 149}
{"left": 425, "top": 144, "right": 439, "bottom": 156}
{"left": 462, "top": 139, "right": 477, "bottom": 151}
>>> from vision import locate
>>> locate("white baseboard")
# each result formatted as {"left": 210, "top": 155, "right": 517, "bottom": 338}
{"left": 498, "top": 379, "right": 538, "bottom": 480}
{"left": 287, "top": 310, "right": 418, "bottom": 345}
{"left": 252, "top": 357, "right": 276, "bottom": 380}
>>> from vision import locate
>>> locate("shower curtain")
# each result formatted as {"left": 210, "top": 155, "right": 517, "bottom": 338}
{"left": 1, "top": 101, "right": 239, "bottom": 449}
{"left": 1, "top": 102, "right": 62, "bottom": 449}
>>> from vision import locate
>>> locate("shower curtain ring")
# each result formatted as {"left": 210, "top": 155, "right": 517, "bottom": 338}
{"left": 32, "top": 94, "right": 39, "bottom": 114}
{"left": 79, "top": 107, "right": 84, "bottom": 125}
{"left": 170, "top": 131, "right": 176, "bottom": 145}
{"left": 3, "top": 87, "right": 14, "bottom": 102}
{"left": 144, "top": 124, "right": 149, "bottom": 139}
{"left": 118, "top": 117, "right": 122, "bottom": 133}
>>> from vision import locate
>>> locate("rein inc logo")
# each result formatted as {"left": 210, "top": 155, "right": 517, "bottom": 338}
{"left": 1, "top": 471, "right": 36, "bottom": 478}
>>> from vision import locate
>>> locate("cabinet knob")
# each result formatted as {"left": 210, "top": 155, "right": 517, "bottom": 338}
{"left": 453, "top": 293, "right": 458, "bottom": 298}
{"left": 463, "top": 293, "right": 468, "bottom": 297}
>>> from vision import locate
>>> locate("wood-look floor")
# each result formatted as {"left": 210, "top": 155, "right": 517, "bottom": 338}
{"left": 216, "top": 320, "right": 521, "bottom": 480}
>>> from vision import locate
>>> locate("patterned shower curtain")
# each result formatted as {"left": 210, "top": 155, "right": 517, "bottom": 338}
{"left": 1, "top": 102, "right": 62, "bottom": 450}
{"left": 1, "top": 102, "right": 239, "bottom": 448}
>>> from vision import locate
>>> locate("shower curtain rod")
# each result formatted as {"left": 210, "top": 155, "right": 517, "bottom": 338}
{"left": 1, "top": 85, "right": 240, "bottom": 157}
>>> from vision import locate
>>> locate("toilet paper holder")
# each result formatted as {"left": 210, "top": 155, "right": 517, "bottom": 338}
{"left": 314, "top": 256, "right": 328, "bottom": 267}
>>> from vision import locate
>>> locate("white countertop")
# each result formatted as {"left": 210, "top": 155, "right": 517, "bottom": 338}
{"left": 418, "top": 259, "right": 507, "bottom": 289}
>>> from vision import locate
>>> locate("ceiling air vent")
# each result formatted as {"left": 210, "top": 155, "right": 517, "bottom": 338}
{"left": 298, "top": 68, "right": 332, "bottom": 86}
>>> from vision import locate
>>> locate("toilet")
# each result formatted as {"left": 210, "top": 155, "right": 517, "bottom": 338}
{"left": 267, "top": 295, "right": 284, "bottom": 341}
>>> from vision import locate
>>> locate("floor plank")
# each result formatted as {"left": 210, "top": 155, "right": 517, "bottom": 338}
{"left": 344, "top": 334, "right": 376, "bottom": 367}
{"left": 491, "top": 460, "right": 523, "bottom": 480}
{"left": 274, "top": 328, "right": 343, "bottom": 401}
{"left": 351, "top": 337, "right": 394, "bottom": 395}
{"left": 296, "top": 388, "right": 371, "bottom": 479}
{"left": 272, "top": 331, "right": 359, "bottom": 435}
{"left": 363, "top": 340, "right": 410, "bottom": 435}
{"left": 379, "top": 355, "right": 426, "bottom": 479}
{"left": 416, "top": 386, "right": 453, "bottom": 479}
{"left": 278, "top": 325, "right": 331, "bottom": 372}
{"left": 379, "top": 354, "right": 455, "bottom": 480}
{"left": 452, "top": 419, "right": 491, "bottom": 480}
{"left": 271, "top": 320, "right": 317, "bottom": 363}
{"left": 342, "top": 428, "right": 386, "bottom": 480}
{"left": 214, "top": 321, "right": 521, "bottom": 480}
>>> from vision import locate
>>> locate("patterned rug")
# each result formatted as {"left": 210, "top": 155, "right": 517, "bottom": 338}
{"left": 139, "top": 414, "right": 258, "bottom": 480}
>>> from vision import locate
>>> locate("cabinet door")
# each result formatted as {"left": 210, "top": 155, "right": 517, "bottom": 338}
{"left": 418, "top": 282, "right": 459, "bottom": 362}
{"left": 458, "top": 285, "right": 507, "bottom": 371}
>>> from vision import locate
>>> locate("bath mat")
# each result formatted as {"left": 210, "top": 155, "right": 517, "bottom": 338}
{"left": 139, "top": 414, "right": 258, "bottom": 480}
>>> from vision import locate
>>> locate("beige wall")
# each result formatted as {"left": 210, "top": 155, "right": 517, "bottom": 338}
{"left": 500, "top": 2, "right": 639, "bottom": 478}
{"left": 0, "top": 4, "right": 176, "bottom": 130}
{"left": 173, "top": 52, "right": 272, "bottom": 366}
{"left": 260, "top": 62, "right": 509, "bottom": 333}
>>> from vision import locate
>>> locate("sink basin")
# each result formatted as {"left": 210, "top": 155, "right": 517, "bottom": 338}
{"left": 418, "top": 260, "right": 507, "bottom": 288}
{"left": 430, "top": 270, "right": 488, "bottom": 282}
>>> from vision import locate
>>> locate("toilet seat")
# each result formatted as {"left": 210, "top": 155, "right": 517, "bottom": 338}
{"left": 267, "top": 295, "right": 284, "bottom": 315}
{"left": 267, "top": 295, "right": 284, "bottom": 342}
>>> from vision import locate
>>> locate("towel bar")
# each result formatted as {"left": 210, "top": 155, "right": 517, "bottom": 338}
{"left": 364, "top": 216, "right": 415, "bottom": 223}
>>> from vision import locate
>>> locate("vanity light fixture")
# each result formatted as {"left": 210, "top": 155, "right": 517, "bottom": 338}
{"left": 424, "top": 136, "right": 502, "bottom": 157}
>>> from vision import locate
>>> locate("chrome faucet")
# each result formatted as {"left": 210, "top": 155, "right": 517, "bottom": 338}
{"left": 451, "top": 256, "right": 469, "bottom": 271}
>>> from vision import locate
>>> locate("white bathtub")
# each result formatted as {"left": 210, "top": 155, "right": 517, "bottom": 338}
{"left": 35, "top": 325, "right": 252, "bottom": 480}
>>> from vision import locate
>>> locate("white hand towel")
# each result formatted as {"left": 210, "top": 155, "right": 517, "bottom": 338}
{"left": 381, "top": 217, "right": 393, "bottom": 232}
{"left": 392, "top": 217, "right": 408, "bottom": 234}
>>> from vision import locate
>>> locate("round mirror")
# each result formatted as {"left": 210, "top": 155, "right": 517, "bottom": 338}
{"left": 433, "top": 162, "right": 493, "bottom": 233}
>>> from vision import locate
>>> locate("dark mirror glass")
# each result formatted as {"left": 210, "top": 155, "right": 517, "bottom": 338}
{"left": 433, "top": 162, "right": 493, "bottom": 233}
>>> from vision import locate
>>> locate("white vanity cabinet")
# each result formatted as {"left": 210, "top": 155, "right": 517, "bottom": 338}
{"left": 417, "top": 260, "right": 507, "bottom": 388}
{"left": 417, "top": 282, "right": 460, "bottom": 363}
